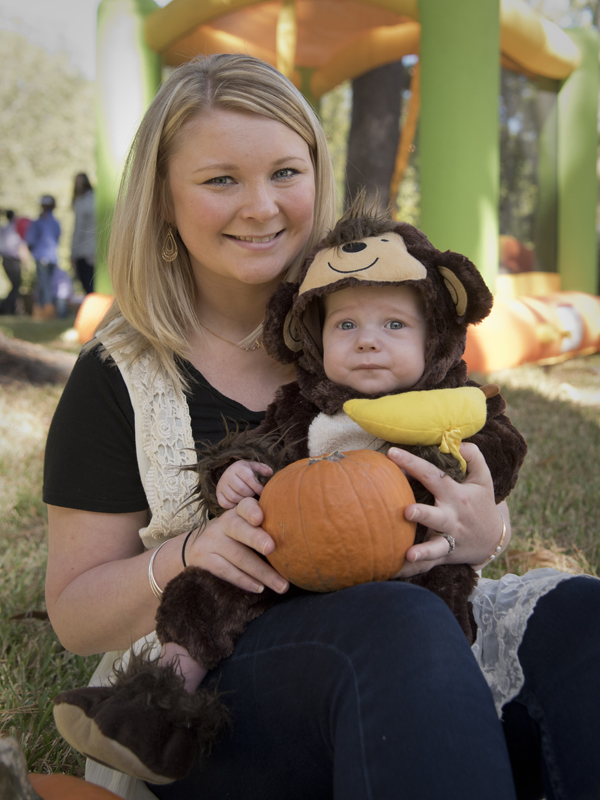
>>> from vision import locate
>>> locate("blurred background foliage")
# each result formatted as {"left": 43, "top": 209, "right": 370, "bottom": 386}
{"left": 0, "top": 0, "right": 598, "bottom": 287}
{"left": 0, "top": 29, "right": 95, "bottom": 282}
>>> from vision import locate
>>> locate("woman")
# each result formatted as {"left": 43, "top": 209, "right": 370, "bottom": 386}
{"left": 44, "top": 54, "right": 600, "bottom": 800}
{"left": 71, "top": 173, "right": 96, "bottom": 295}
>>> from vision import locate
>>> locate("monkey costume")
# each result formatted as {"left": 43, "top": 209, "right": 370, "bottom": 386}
{"left": 53, "top": 206, "right": 527, "bottom": 785}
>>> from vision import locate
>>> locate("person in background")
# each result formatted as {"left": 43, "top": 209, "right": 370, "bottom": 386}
{"left": 0, "top": 210, "right": 24, "bottom": 315}
{"left": 71, "top": 173, "right": 96, "bottom": 295}
{"left": 26, "top": 195, "right": 61, "bottom": 319}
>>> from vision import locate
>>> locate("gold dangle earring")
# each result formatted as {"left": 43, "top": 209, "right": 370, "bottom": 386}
{"left": 161, "top": 226, "right": 178, "bottom": 262}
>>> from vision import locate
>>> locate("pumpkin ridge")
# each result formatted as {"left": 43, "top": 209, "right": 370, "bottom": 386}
{"left": 334, "top": 456, "right": 369, "bottom": 586}
{"left": 362, "top": 456, "right": 390, "bottom": 578}
{"left": 359, "top": 453, "right": 393, "bottom": 580}
{"left": 298, "top": 461, "right": 327, "bottom": 589}
{"left": 378, "top": 460, "right": 405, "bottom": 574}
{"left": 317, "top": 462, "right": 345, "bottom": 589}
{"left": 347, "top": 456, "right": 376, "bottom": 582}
{"left": 375, "top": 456, "right": 396, "bottom": 572}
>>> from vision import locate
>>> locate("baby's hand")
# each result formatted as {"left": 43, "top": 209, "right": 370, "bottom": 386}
{"left": 216, "top": 461, "right": 274, "bottom": 509}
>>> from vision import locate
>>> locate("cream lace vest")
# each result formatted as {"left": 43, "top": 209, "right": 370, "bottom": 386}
{"left": 85, "top": 329, "right": 202, "bottom": 799}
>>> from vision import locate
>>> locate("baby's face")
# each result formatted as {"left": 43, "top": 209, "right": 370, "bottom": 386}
{"left": 322, "top": 284, "right": 427, "bottom": 395}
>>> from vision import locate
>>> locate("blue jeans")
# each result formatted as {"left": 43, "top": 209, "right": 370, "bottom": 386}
{"left": 150, "top": 582, "right": 517, "bottom": 800}
{"left": 502, "top": 576, "right": 600, "bottom": 800}
{"left": 35, "top": 260, "right": 56, "bottom": 306}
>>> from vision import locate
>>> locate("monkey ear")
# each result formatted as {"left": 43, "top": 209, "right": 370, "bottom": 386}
{"left": 263, "top": 281, "right": 303, "bottom": 363}
{"left": 437, "top": 266, "right": 468, "bottom": 317}
{"left": 435, "top": 252, "right": 494, "bottom": 325}
{"left": 282, "top": 310, "right": 303, "bottom": 353}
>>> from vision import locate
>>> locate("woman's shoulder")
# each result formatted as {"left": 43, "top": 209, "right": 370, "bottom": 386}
{"left": 43, "top": 341, "right": 145, "bottom": 512}
{"left": 64, "top": 342, "right": 135, "bottom": 426}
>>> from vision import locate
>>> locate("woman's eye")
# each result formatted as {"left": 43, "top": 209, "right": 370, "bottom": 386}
{"left": 338, "top": 320, "right": 356, "bottom": 330}
{"left": 386, "top": 320, "right": 404, "bottom": 330}
{"left": 205, "top": 175, "right": 234, "bottom": 186}
{"left": 273, "top": 167, "right": 300, "bottom": 180}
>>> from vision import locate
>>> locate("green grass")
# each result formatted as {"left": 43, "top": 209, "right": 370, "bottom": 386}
{"left": 0, "top": 342, "right": 599, "bottom": 776}
{"left": 0, "top": 380, "right": 100, "bottom": 776}
{"left": 477, "top": 354, "right": 600, "bottom": 578}
{"left": 0, "top": 315, "right": 80, "bottom": 352}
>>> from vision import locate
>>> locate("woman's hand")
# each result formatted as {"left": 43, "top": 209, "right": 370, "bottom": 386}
{"left": 387, "top": 443, "right": 510, "bottom": 578}
{"left": 187, "top": 497, "right": 289, "bottom": 595}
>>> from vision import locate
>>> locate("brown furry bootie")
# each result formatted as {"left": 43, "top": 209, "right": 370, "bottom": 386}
{"left": 53, "top": 651, "right": 229, "bottom": 785}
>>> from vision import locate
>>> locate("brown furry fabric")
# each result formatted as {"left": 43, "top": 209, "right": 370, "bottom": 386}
{"left": 53, "top": 649, "right": 230, "bottom": 780}
{"left": 156, "top": 568, "right": 278, "bottom": 669}
{"left": 110, "top": 648, "right": 228, "bottom": 739}
{"left": 404, "top": 565, "right": 479, "bottom": 644}
{"left": 184, "top": 423, "right": 298, "bottom": 521}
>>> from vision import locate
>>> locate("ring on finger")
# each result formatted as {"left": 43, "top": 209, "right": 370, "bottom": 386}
{"left": 436, "top": 532, "right": 456, "bottom": 554}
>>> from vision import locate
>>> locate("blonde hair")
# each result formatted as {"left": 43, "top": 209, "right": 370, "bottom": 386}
{"left": 97, "top": 53, "right": 336, "bottom": 391}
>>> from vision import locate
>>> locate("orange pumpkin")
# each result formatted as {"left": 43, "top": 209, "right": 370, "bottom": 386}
{"left": 259, "top": 449, "right": 416, "bottom": 592}
{"left": 29, "top": 773, "right": 122, "bottom": 798}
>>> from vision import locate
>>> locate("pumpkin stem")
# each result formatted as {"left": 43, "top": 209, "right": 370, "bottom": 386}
{"left": 308, "top": 450, "right": 346, "bottom": 465}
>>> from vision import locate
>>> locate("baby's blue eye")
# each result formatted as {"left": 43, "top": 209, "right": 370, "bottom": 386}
{"left": 387, "top": 320, "right": 404, "bottom": 330}
{"left": 339, "top": 320, "right": 356, "bottom": 330}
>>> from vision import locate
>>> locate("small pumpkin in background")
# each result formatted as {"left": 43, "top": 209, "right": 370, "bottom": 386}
{"left": 259, "top": 449, "right": 416, "bottom": 592}
{"left": 28, "top": 773, "right": 122, "bottom": 799}
{"left": 0, "top": 734, "right": 121, "bottom": 800}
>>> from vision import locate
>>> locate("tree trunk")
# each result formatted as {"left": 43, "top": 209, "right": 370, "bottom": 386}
{"left": 345, "top": 61, "right": 409, "bottom": 210}
{"left": 0, "top": 330, "right": 76, "bottom": 385}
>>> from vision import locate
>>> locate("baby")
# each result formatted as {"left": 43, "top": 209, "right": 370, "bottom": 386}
{"left": 160, "top": 280, "right": 431, "bottom": 698}
{"left": 54, "top": 204, "right": 527, "bottom": 785}
{"left": 218, "top": 280, "right": 428, "bottom": 508}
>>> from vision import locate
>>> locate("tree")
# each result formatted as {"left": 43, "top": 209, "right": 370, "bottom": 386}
{"left": 344, "top": 61, "right": 409, "bottom": 210}
{"left": 0, "top": 30, "right": 95, "bottom": 272}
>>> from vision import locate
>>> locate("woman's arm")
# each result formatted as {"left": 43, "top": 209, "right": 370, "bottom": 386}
{"left": 45, "top": 500, "right": 288, "bottom": 656}
{"left": 387, "top": 443, "right": 511, "bottom": 578}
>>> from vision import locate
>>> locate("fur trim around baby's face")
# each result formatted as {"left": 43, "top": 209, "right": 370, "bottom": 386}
{"left": 263, "top": 211, "right": 494, "bottom": 414}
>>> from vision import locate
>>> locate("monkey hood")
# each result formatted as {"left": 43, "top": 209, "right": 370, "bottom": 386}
{"left": 263, "top": 213, "right": 494, "bottom": 415}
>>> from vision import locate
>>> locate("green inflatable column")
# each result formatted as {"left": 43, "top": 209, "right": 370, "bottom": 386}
{"left": 419, "top": 0, "right": 500, "bottom": 290}
{"left": 557, "top": 28, "right": 599, "bottom": 294}
{"left": 95, "top": 0, "right": 162, "bottom": 294}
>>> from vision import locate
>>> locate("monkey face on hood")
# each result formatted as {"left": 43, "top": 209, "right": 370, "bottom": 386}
{"left": 263, "top": 206, "right": 494, "bottom": 415}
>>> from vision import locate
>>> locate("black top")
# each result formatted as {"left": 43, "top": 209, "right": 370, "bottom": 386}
{"left": 43, "top": 346, "right": 265, "bottom": 513}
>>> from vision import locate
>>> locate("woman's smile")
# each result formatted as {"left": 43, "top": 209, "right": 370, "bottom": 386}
{"left": 224, "top": 231, "right": 284, "bottom": 246}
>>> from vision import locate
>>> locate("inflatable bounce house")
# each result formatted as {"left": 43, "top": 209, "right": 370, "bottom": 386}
{"left": 78, "top": 0, "right": 600, "bottom": 374}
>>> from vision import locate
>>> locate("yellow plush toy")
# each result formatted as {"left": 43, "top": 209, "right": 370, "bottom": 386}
{"left": 344, "top": 385, "right": 499, "bottom": 473}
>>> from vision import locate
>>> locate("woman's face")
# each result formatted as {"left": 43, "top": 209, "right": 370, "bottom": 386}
{"left": 168, "top": 108, "right": 316, "bottom": 291}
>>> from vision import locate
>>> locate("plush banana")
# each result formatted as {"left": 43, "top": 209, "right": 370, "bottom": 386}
{"left": 343, "top": 385, "right": 499, "bottom": 472}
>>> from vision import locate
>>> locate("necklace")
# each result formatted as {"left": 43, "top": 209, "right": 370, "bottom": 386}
{"left": 198, "top": 319, "right": 265, "bottom": 352}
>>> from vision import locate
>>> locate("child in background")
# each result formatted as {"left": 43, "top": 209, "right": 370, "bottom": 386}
{"left": 26, "top": 195, "right": 61, "bottom": 319}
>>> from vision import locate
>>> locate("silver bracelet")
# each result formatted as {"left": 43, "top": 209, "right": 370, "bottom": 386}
{"left": 480, "top": 516, "right": 507, "bottom": 568}
{"left": 148, "top": 541, "right": 169, "bottom": 599}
